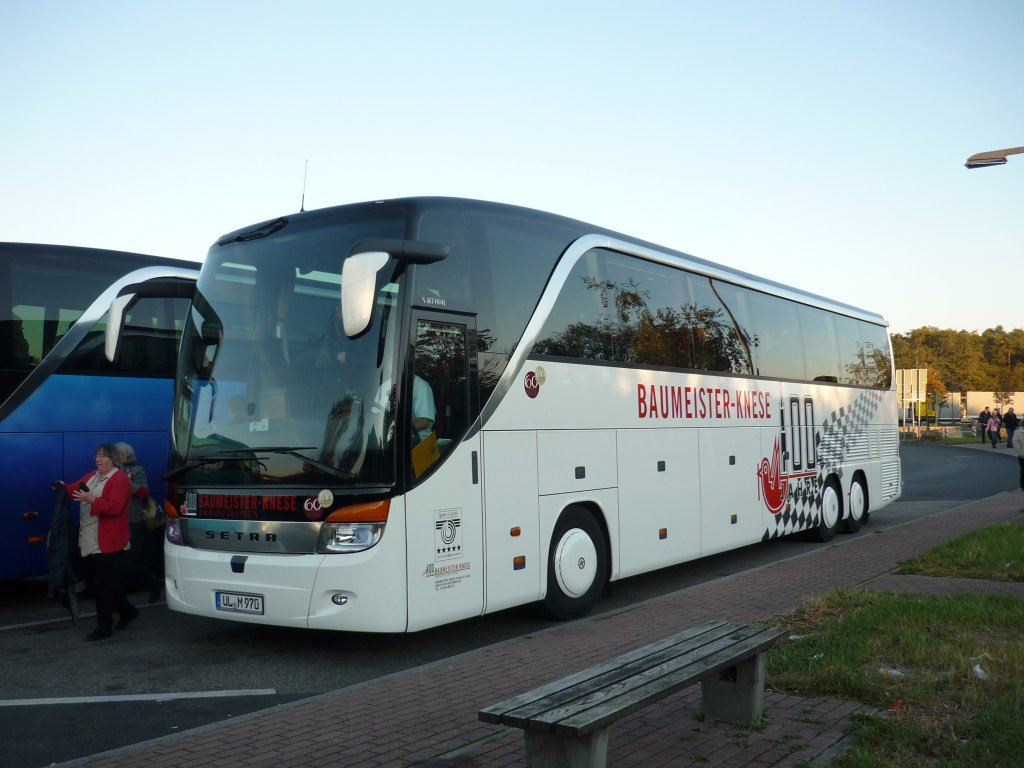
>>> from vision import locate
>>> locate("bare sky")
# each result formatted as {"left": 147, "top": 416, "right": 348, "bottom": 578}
{"left": 2, "top": 1, "right": 1021, "bottom": 334}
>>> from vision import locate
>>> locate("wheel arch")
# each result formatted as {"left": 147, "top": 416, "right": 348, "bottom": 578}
{"left": 539, "top": 493, "right": 618, "bottom": 587}
{"left": 539, "top": 498, "right": 615, "bottom": 620}
{"left": 560, "top": 499, "right": 613, "bottom": 582}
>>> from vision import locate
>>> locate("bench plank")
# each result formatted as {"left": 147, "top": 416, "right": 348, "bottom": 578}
{"left": 518, "top": 626, "right": 762, "bottom": 730}
{"left": 479, "top": 621, "right": 785, "bottom": 768}
{"left": 482, "top": 621, "right": 740, "bottom": 728}
{"left": 550, "top": 627, "right": 784, "bottom": 735}
{"left": 479, "top": 620, "right": 731, "bottom": 725}
{"left": 480, "top": 622, "right": 784, "bottom": 736}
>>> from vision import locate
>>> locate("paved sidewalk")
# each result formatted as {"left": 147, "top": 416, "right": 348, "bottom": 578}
{"left": 71, "top": 491, "right": 1023, "bottom": 768}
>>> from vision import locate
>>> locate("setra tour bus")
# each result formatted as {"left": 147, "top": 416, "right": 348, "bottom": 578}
{"left": 150, "top": 197, "right": 900, "bottom": 631}
{"left": 0, "top": 243, "right": 198, "bottom": 580}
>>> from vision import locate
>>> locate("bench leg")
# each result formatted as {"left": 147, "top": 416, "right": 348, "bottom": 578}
{"left": 524, "top": 728, "right": 609, "bottom": 768}
{"left": 701, "top": 651, "right": 768, "bottom": 724}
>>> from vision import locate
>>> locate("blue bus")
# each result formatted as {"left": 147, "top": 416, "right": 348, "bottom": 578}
{"left": 0, "top": 243, "right": 198, "bottom": 580}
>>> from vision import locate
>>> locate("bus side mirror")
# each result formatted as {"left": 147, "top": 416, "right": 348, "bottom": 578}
{"left": 104, "top": 272, "right": 198, "bottom": 363}
{"left": 191, "top": 319, "right": 222, "bottom": 380}
{"left": 341, "top": 239, "right": 449, "bottom": 338}
{"left": 341, "top": 251, "right": 389, "bottom": 338}
{"left": 104, "top": 294, "right": 136, "bottom": 363}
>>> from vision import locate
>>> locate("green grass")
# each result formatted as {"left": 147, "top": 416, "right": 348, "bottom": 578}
{"left": 768, "top": 522, "right": 1024, "bottom": 766}
{"left": 938, "top": 435, "right": 989, "bottom": 445}
{"left": 900, "top": 433, "right": 983, "bottom": 445}
{"left": 770, "top": 590, "right": 1024, "bottom": 766}
{"left": 897, "top": 522, "right": 1024, "bottom": 582}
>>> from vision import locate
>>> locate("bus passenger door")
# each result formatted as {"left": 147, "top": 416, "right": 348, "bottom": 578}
{"left": 403, "top": 315, "right": 484, "bottom": 632}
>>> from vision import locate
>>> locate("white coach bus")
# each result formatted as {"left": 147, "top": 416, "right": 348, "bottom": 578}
{"left": 157, "top": 197, "right": 900, "bottom": 632}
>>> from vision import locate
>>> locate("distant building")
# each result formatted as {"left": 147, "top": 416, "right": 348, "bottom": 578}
{"left": 965, "top": 392, "right": 1023, "bottom": 421}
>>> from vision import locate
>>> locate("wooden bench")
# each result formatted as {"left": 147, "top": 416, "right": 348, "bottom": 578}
{"left": 479, "top": 620, "right": 785, "bottom": 768}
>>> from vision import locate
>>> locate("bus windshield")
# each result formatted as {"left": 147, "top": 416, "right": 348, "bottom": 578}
{"left": 172, "top": 212, "right": 407, "bottom": 487}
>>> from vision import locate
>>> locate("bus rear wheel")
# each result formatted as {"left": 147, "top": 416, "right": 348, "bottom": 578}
{"left": 813, "top": 479, "right": 842, "bottom": 542}
{"left": 542, "top": 506, "right": 608, "bottom": 621}
{"left": 843, "top": 476, "right": 868, "bottom": 533}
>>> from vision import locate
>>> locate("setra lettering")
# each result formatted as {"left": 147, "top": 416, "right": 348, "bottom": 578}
{"left": 205, "top": 530, "right": 279, "bottom": 542}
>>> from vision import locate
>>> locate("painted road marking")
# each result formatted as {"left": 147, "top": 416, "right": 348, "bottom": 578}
{"left": 0, "top": 689, "right": 277, "bottom": 707}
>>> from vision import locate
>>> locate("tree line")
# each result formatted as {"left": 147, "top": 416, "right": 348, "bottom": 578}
{"left": 890, "top": 325, "right": 1024, "bottom": 399}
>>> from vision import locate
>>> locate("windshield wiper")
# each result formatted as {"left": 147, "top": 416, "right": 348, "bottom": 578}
{"left": 219, "top": 446, "right": 355, "bottom": 480}
{"left": 216, "top": 217, "right": 287, "bottom": 245}
{"left": 163, "top": 454, "right": 254, "bottom": 481}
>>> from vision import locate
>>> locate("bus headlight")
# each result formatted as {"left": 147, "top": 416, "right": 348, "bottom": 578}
{"left": 317, "top": 522, "right": 385, "bottom": 553}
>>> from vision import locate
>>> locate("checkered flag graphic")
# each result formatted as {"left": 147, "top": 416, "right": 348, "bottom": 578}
{"left": 763, "top": 389, "right": 887, "bottom": 540}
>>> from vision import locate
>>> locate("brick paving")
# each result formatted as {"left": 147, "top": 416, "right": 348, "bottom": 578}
{"left": 69, "top": 489, "right": 1023, "bottom": 768}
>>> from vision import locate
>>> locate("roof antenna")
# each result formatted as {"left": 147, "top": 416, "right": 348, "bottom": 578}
{"left": 300, "top": 159, "right": 309, "bottom": 212}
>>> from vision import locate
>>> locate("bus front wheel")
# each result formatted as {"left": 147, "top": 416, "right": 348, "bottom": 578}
{"left": 542, "top": 507, "right": 608, "bottom": 621}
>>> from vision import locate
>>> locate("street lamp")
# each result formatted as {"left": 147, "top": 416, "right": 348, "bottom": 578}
{"left": 965, "top": 146, "right": 1024, "bottom": 169}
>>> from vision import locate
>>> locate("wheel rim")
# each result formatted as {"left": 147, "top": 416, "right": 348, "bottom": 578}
{"left": 849, "top": 481, "right": 866, "bottom": 522}
{"left": 553, "top": 528, "right": 598, "bottom": 598}
{"left": 821, "top": 484, "right": 841, "bottom": 529}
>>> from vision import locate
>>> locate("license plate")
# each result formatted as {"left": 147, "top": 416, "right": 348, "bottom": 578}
{"left": 215, "top": 590, "right": 264, "bottom": 615}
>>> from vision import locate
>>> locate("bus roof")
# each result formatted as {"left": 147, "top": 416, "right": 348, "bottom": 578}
{"left": 212, "top": 197, "right": 889, "bottom": 327}
{"left": 0, "top": 242, "right": 195, "bottom": 268}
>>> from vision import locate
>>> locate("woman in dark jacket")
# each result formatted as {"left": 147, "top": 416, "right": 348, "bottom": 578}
{"left": 117, "top": 442, "right": 163, "bottom": 604}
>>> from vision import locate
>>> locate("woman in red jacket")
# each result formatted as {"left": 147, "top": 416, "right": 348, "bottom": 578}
{"left": 65, "top": 443, "right": 139, "bottom": 640}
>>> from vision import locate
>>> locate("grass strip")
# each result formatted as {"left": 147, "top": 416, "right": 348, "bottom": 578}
{"left": 769, "top": 588, "right": 1024, "bottom": 766}
{"left": 896, "top": 521, "right": 1024, "bottom": 582}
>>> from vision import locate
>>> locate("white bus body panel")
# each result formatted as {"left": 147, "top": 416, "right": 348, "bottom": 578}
{"left": 481, "top": 431, "right": 542, "bottom": 614}
{"left": 699, "top": 426, "right": 767, "bottom": 557}
{"left": 536, "top": 429, "right": 617, "bottom": 496}
{"left": 615, "top": 428, "right": 701, "bottom": 579}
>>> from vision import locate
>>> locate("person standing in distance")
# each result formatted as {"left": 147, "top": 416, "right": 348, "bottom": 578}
{"left": 1002, "top": 407, "right": 1018, "bottom": 449}
{"left": 977, "top": 406, "right": 992, "bottom": 444}
{"left": 63, "top": 443, "right": 139, "bottom": 640}
{"left": 986, "top": 411, "right": 1001, "bottom": 448}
